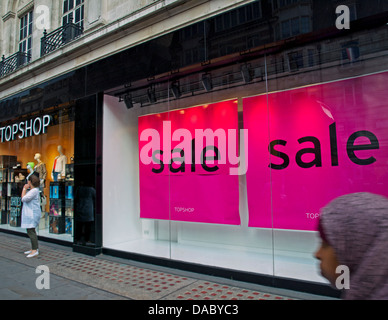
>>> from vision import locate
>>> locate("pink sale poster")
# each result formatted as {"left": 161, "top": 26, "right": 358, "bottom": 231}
{"left": 244, "top": 72, "right": 388, "bottom": 231}
{"left": 138, "top": 100, "right": 241, "bottom": 225}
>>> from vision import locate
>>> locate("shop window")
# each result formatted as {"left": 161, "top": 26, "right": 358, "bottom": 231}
{"left": 19, "top": 10, "right": 33, "bottom": 61}
{"left": 0, "top": 105, "right": 75, "bottom": 242}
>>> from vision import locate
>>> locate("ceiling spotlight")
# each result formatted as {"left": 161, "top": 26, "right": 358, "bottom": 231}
{"left": 201, "top": 73, "right": 212, "bottom": 92}
{"left": 171, "top": 82, "right": 181, "bottom": 99}
{"left": 123, "top": 95, "right": 134, "bottom": 109}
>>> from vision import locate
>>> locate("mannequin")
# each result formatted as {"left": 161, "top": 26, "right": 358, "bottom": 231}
{"left": 26, "top": 162, "right": 36, "bottom": 182}
{"left": 51, "top": 145, "right": 67, "bottom": 181}
{"left": 25, "top": 162, "right": 39, "bottom": 186}
{"left": 34, "top": 153, "right": 47, "bottom": 188}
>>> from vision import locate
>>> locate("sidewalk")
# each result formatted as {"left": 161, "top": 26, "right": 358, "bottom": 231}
{"left": 0, "top": 232, "right": 334, "bottom": 300}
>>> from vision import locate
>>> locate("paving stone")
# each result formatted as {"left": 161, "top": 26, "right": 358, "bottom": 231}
{"left": 162, "top": 280, "right": 295, "bottom": 300}
{"left": 50, "top": 256, "right": 196, "bottom": 299}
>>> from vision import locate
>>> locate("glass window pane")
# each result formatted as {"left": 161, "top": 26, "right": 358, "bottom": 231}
{"left": 301, "top": 16, "right": 310, "bottom": 34}
{"left": 0, "top": 105, "right": 76, "bottom": 243}
{"left": 291, "top": 17, "right": 299, "bottom": 35}
{"left": 63, "top": 2, "right": 83, "bottom": 27}
{"left": 63, "top": 0, "right": 69, "bottom": 14}
{"left": 282, "top": 20, "right": 290, "bottom": 38}
{"left": 75, "top": 8, "right": 80, "bottom": 23}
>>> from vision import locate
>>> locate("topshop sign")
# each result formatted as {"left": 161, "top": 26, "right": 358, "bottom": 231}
{"left": 0, "top": 115, "right": 51, "bottom": 143}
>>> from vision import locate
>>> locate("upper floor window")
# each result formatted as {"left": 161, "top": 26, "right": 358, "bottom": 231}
{"left": 280, "top": 15, "right": 310, "bottom": 39}
{"left": 214, "top": 2, "right": 262, "bottom": 32}
{"left": 63, "top": 0, "right": 85, "bottom": 29}
{"left": 19, "top": 10, "right": 33, "bottom": 59}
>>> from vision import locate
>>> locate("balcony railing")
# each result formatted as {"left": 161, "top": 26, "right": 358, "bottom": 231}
{"left": 41, "top": 20, "right": 83, "bottom": 57}
{"left": 0, "top": 51, "right": 31, "bottom": 77}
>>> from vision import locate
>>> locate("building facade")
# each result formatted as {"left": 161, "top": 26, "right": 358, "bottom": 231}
{"left": 1, "top": 0, "right": 388, "bottom": 297}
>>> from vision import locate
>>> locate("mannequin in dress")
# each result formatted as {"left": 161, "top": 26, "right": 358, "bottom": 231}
{"left": 51, "top": 145, "right": 67, "bottom": 181}
{"left": 34, "top": 153, "right": 47, "bottom": 188}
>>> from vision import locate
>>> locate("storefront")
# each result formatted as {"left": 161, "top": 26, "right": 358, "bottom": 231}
{"left": 1, "top": 1, "right": 388, "bottom": 297}
{"left": 0, "top": 104, "right": 75, "bottom": 241}
{"left": 101, "top": 69, "right": 388, "bottom": 296}
{"left": 0, "top": 81, "right": 101, "bottom": 248}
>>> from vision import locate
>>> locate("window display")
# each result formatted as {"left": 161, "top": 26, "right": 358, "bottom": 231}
{"left": 0, "top": 106, "right": 75, "bottom": 242}
{"left": 48, "top": 179, "right": 74, "bottom": 235}
{"left": 103, "top": 63, "right": 388, "bottom": 286}
{"left": 0, "top": 156, "right": 17, "bottom": 225}
{"left": 34, "top": 153, "right": 47, "bottom": 188}
{"left": 138, "top": 100, "right": 240, "bottom": 225}
{"left": 1, "top": 0, "right": 387, "bottom": 295}
{"left": 244, "top": 72, "right": 388, "bottom": 231}
{"left": 51, "top": 145, "right": 68, "bottom": 181}
{"left": 8, "top": 168, "right": 27, "bottom": 227}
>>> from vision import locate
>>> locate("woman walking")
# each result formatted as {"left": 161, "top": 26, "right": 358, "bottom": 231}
{"left": 21, "top": 174, "right": 41, "bottom": 258}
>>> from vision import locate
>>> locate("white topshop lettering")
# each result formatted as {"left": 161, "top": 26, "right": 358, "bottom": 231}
{"left": 0, "top": 115, "right": 51, "bottom": 143}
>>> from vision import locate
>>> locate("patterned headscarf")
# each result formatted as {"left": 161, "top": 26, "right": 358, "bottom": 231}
{"left": 319, "top": 192, "right": 388, "bottom": 300}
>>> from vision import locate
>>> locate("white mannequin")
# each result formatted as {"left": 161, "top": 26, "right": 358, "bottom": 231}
{"left": 26, "top": 162, "right": 35, "bottom": 182}
{"left": 34, "top": 153, "right": 42, "bottom": 163}
{"left": 51, "top": 145, "right": 67, "bottom": 181}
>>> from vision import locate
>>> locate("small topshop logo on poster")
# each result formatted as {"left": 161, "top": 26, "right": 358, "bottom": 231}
{"left": 174, "top": 207, "right": 195, "bottom": 213}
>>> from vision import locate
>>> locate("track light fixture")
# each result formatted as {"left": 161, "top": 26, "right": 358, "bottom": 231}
{"left": 124, "top": 95, "right": 133, "bottom": 109}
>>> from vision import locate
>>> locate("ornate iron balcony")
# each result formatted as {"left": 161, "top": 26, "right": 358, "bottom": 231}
{"left": 41, "top": 20, "right": 83, "bottom": 57}
{"left": 0, "top": 51, "right": 31, "bottom": 77}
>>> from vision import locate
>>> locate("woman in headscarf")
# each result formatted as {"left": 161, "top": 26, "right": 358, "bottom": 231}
{"left": 315, "top": 192, "right": 388, "bottom": 300}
